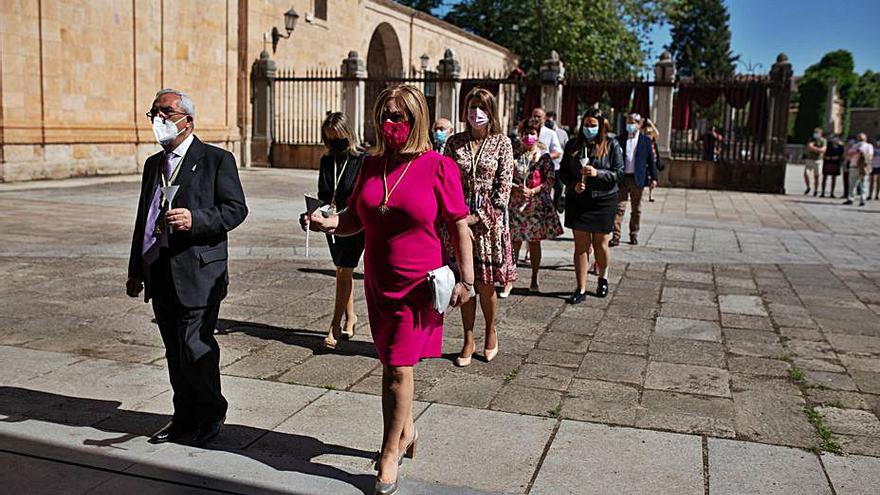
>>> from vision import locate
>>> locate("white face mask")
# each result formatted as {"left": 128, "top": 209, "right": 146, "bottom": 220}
{"left": 152, "top": 116, "right": 187, "bottom": 145}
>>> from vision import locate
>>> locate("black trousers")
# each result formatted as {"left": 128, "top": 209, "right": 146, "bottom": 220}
{"left": 150, "top": 258, "right": 227, "bottom": 425}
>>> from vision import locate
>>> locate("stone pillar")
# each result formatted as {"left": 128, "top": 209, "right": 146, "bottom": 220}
{"left": 768, "top": 53, "right": 794, "bottom": 156}
{"left": 540, "top": 50, "right": 564, "bottom": 116}
{"left": 250, "top": 50, "right": 276, "bottom": 167}
{"left": 341, "top": 51, "right": 367, "bottom": 144}
{"left": 436, "top": 49, "right": 462, "bottom": 129}
{"left": 652, "top": 51, "right": 676, "bottom": 157}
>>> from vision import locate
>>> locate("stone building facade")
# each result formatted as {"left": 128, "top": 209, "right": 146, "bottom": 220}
{"left": 849, "top": 108, "right": 880, "bottom": 141}
{"left": 0, "top": 0, "right": 515, "bottom": 182}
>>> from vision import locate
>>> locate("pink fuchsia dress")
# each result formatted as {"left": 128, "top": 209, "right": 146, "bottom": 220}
{"left": 349, "top": 151, "right": 469, "bottom": 366}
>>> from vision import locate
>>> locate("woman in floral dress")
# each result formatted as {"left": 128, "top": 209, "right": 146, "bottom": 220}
{"left": 506, "top": 117, "right": 563, "bottom": 294}
{"left": 443, "top": 87, "right": 516, "bottom": 367}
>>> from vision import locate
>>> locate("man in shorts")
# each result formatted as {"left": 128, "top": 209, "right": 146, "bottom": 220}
{"left": 804, "top": 127, "right": 826, "bottom": 196}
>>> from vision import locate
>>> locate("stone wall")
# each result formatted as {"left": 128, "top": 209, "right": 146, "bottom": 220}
{"left": 849, "top": 108, "right": 880, "bottom": 141}
{"left": 0, "top": 0, "right": 241, "bottom": 182}
{"left": 0, "top": 0, "right": 515, "bottom": 182}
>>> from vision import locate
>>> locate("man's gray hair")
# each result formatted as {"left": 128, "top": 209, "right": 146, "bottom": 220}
{"left": 155, "top": 89, "right": 195, "bottom": 118}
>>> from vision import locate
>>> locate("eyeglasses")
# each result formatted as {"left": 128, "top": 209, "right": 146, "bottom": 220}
{"left": 146, "top": 106, "right": 185, "bottom": 123}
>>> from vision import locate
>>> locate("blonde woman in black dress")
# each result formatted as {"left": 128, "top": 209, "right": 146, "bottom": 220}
{"left": 317, "top": 112, "right": 365, "bottom": 348}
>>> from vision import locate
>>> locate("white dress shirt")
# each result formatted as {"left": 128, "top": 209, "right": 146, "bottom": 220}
{"left": 625, "top": 131, "right": 639, "bottom": 174}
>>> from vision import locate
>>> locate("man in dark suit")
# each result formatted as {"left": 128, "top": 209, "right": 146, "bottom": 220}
{"left": 127, "top": 89, "right": 248, "bottom": 446}
{"left": 612, "top": 113, "right": 657, "bottom": 246}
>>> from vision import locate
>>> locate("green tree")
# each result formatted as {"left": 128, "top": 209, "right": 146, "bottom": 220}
{"left": 667, "top": 0, "right": 737, "bottom": 81}
{"left": 850, "top": 71, "right": 880, "bottom": 108}
{"left": 792, "top": 50, "right": 858, "bottom": 143}
{"left": 444, "top": 0, "right": 669, "bottom": 78}
{"left": 395, "top": 0, "right": 442, "bottom": 14}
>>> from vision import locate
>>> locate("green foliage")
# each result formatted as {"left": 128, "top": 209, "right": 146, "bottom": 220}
{"left": 395, "top": 0, "right": 442, "bottom": 14}
{"left": 804, "top": 406, "right": 843, "bottom": 455}
{"left": 667, "top": 0, "right": 737, "bottom": 81}
{"left": 850, "top": 71, "right": 880, "bottom": 108}
{"left": 444, "top": 0, "right": 670, "bottom": 77}
{"left": 793, "top": 50, "right": 858, "bottom": 143}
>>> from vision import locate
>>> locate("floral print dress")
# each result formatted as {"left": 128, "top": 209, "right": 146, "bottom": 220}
{"left": 508, "top": 149, "right": 563, "bottom": 242}
{"left": 443, "top": 132, "right": 517, "bottom": 286}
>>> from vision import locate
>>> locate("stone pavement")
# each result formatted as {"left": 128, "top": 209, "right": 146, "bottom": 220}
{"left": 3, "top": 345, "right": 879, "bottom": 495}
{"left": 1, "top": 164, "right": 880, "bottom": 493}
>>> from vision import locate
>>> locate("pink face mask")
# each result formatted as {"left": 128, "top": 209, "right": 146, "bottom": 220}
{"left": 468, "top": 107, "right": 489, "bottom": 128}
{"left": 382, "top": 119, "right": 411, "bottom": 151}
{"left": 522, "top": 134, "right": 538, "bottom": 147}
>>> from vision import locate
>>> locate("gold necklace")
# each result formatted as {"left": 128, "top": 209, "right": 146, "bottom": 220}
{"left": 379, "top": 157, "right": 415, "bottom": 214}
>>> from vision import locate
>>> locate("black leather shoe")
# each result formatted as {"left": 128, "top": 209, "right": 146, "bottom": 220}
{"left": 149, "top": 421, "right": 196, "bottom": 444}
{"left": 596, "top": 278, "right": 609, "bottom": 298}
{"left": 629, "top": 236, "right": 639, "bottom": 245}
{"left": 190, "top": 417, "right": 225, "bottom": 447}
{"left": 608, "top": 238, "right": 620, "bottom": 247}
{"left": 567, "top": 289, "right": 587, "bottom": 305}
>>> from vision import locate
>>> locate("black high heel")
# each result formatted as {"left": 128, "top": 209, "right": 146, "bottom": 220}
{"left": 596, "top": 278, "right": 609, "bottom": 298}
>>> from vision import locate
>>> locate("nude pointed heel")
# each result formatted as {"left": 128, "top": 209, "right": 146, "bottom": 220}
{"left": 484, "top": 346, "right": 498, "bottom": 362}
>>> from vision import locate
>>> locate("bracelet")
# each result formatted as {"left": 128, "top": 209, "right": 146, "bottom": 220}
{"left": 460, "top": 281, "right": 474, "bottom": 289}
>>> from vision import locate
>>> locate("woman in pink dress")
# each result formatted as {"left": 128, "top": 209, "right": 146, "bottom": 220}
{"left": 302, "top": 85, "right": 474, "bottom": 495}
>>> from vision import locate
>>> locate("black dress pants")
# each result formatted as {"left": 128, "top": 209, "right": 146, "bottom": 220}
{"left": 150, "top": 258, "right": 227, "bottom": 425}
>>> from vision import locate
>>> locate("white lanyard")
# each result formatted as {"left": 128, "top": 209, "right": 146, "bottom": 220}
{"left": 330, "top": 156, "right": 349, "bottom": 207}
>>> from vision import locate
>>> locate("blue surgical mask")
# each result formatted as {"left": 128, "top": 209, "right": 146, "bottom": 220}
{"left": 434, "top": 130, "right": 448, "bottom": 144}
{"left": 626, "top": 123, "right": 639, "bottom": 134}
{"left": 582, "top": 126, "right": 599, "bottom": 139}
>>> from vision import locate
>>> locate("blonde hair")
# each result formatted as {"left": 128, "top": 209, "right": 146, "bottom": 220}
{"left": 371, "top": 85, "right": 431, "bottom": 156}
{"left": 462, "top": 87, "right": 503, "bottom": 135}
{"left": 321, "top": 112, "right": 359, "bottom": 155}
{"left": 643, "top": 118, "right": 660, "bottom": 141}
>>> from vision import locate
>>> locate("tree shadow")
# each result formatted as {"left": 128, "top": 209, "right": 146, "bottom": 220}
{"left": 0, "top": 386, "right": 376, "bottom": 494}
{"left": 215, "top": 319, "right": 378, "bottom": 359}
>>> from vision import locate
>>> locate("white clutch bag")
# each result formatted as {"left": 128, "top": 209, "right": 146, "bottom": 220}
{"left": 427, "top": 265, "right": 456, "bottom": 314}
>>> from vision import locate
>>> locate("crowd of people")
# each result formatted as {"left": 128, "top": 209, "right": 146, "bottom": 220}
{"left": 803, "top": 127, "right": 879, "bottom": 206}
{"left": 126, "top": 84, "right": 662, "bottom": 495}
{"left": 300, "top": 85, "right": 661, "bottom": 493}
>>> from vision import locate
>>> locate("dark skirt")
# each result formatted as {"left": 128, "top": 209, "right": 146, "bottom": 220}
{"left": 564, "top": 189, "right": 618, "bottom": 233}
{"left": 326, "top": 232, "right": 365, "bottom": 268}
{"left": 823, "top": 159, "right": 841, "bottom": 177}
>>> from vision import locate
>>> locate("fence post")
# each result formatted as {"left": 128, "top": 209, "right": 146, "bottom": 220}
{"left": 250, "top": 50, "right": 276, "bottom": 167}
{"left": 768, "top": 53, "right": 793, "bottom": 157}
{"left": 341, "top": 51, "right": 367, "bottom": 144}
{"left": 540, "top": 50, "right": 564, "bottom": 116}
{"left": 652, "top": 51, "right": 676, "bottom": 158}
{"left": 436, "top": 49, "right": 462, "bottom": 129}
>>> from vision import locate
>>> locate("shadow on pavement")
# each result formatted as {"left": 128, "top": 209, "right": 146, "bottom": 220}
{"left": 0, "top": 387, "right": 376, "bottom": 494}
{"left": 216, "top": 319, "right": 379, "bottom": 359}
{"left": 298, "top": 268, "right": 365, "bottom": 281}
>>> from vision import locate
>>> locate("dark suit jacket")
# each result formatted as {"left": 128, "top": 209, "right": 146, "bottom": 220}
{"left": 128, "top": 135, "right": 248, "bottom": 308}
{"left": 617, "top": 133, "right": 658, "bottom": 188}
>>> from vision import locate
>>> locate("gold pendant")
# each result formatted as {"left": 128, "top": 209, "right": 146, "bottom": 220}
{"left": 378, "top": 203, "right": 390, "bottom": 215}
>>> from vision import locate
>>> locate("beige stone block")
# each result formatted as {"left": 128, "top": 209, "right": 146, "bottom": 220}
{"left": 43, "top": 145, "right": 73, "bottom": 162}
{"left": 2, "top": 145, "right": 41, "bottom": 162}
{"left": 72, "top": 144, "right": 93, "bottom": 160}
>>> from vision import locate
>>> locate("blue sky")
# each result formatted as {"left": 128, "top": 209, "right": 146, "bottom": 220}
{"left": 437, "top": 0, "right": 880, "bottom": 75}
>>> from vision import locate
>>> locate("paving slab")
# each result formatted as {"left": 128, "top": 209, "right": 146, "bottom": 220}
{"left": 822, "top": 453, "right": 880, "bottom": 495}
{"left": 562, "top": 379, "right": 640, "bottom": 425}
{"left": 648, "top": 337, "right": 725, "bottom": 367}
{"left": 0, "top": 451, "right": 114, "bottom": 495}
{"left": 530, "top": 421, "right": 704, "bottom": 495}
{"left": 405, "top": 403, "right": 555, "bottom": 494}
{"left": 708, "top": 438, "right": 831, "bottom": 495}
{"left": 816, "top": 406, "right": 880, "bottom": 437}
{"left": 644, "top": 362, "right": 731, "bottom": 397}
{"left": 576, "top": 352, "right": 646, "bottom": 385}
{"left": 636, "top": 390, "right": 736, "bottom": 437}
{"left": 655, "top": 317, "right": 722, "bottom": 342}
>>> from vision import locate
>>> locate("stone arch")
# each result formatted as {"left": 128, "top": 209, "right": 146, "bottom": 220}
{"left": 366, "top": 22, "right": 403, "bottom": 78}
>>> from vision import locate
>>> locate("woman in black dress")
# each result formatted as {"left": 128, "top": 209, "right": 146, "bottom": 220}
{"left": 558, "top": 108, "right": 624, "bottom": 303}
{"left": 821, "top": 135, "right": 844, "bottom": 198}
{"left": 317, "top": 112, "right": 365, "bottom": 349}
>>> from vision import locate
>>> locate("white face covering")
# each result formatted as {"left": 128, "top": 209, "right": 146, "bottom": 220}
{"left": 468, "top": 107, "right": 490, "bottom": 129}
{"left": 152, "top": 116, "right": 187, "bottom": 145}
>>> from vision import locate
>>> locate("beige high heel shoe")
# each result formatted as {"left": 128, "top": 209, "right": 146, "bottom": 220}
{"left": 341, "top": 316, "right": 358, "bottom": 340}
{"left": 323, "top": 324, "right": 342, "bottom": 349}
{"left": 484, "top": 346, "right": 499, "bottom": 362}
